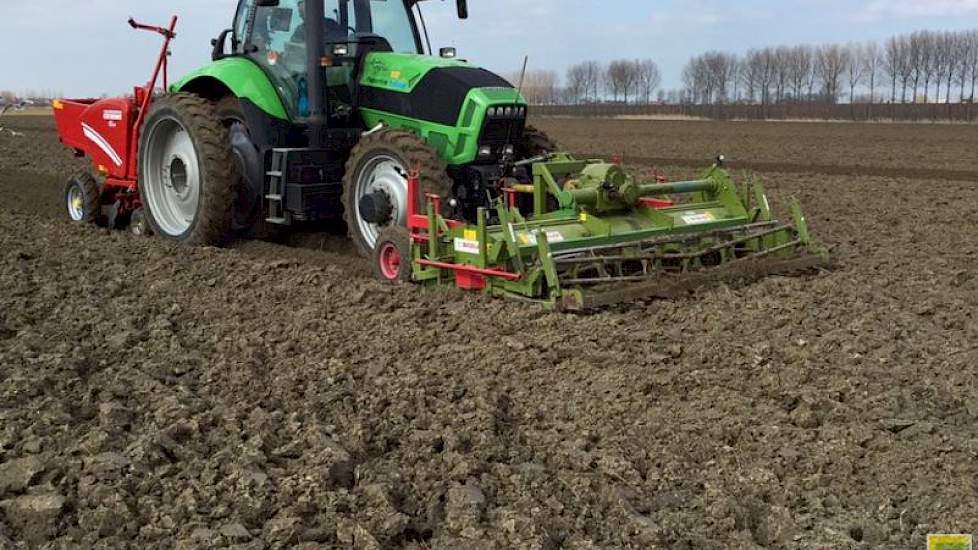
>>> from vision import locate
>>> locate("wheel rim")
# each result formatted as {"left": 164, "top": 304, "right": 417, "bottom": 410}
{"left": 142, "top": 116, "right": 201, "bottom": 237}
{"left": 379, "top": 242, "right": 402, "bottom": 280}
{"left": 66, "top": 184, "right": 84, "bottom": 222}
{"left": 354, "top": 154, "right": 409, "bottom": 250}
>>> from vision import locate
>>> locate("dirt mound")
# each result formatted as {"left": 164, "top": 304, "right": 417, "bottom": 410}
{"left": 1, "top": 116, "right": 977, "bottom": 548}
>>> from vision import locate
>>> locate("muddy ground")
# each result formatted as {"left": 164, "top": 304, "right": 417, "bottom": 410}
{"left": 0, "top": 116, "right": 976, "bottom": 549}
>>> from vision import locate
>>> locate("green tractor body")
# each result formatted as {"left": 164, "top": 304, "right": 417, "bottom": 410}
{"left": 171, "top": 51, "right": 525, "bottom": 167}
{"left": 149, "top": 0, "right": 543, "bottom": 255}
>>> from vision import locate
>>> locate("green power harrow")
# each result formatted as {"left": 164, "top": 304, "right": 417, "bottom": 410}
{"left": 374, "top": 154, "right": 829, "bottom": 310}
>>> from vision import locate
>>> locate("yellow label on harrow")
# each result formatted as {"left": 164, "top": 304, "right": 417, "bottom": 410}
{"left": 681, "top": 211, "right": 716, "bottom": 225}
{"left": 928, "top": 534, "right": 973, "bottom": 550}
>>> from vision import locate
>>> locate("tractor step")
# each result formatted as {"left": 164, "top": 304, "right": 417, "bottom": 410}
{"left": 266, "top": 150, "right": 290, "bottom": 225}
{"left": 266, "top": 148, "right": 346, "bottom": 225}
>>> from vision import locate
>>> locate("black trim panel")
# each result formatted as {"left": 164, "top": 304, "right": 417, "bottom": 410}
{"left": 359, "top": 67, "right": 512, "bottom": 126}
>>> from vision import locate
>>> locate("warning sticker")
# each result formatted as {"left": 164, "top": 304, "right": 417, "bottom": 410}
{"left": 454, "top": 238, "right": 480, "bottom": 254}
{"left": 102, "top": 110, "right": 123, "bottom": 121}
{"left": 519, "top": 230, "right": 566, "bottom": 246}
{"left": 681, "top": 212, "right": 716, "bottom": 225}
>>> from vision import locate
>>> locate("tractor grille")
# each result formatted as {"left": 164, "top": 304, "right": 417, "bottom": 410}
{"left": 480, "top": 114, "right": 526, "bottom": 149}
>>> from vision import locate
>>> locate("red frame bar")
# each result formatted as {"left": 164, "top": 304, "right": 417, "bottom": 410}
{"left": 417, "top": 259, "right": 522, "bottom": 281}
{"left": 127, "top": 15, "right": 178, "bottom": 179}
{"left": 641, "top": 198, "right": 675, "bottom": 208}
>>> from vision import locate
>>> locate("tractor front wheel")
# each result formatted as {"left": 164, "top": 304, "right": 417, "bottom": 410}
{"left": 343, "top": 128, "right": 452, "bottom": 258}
{"left": 64, "top": 172, "right": 102, "bottom": 225}
{"left": 372, "top": 226, "right": 413, "bottom": 283}
{"left": 518, "top": 125, "right": 559, "bottom": 158}
{"left": 137, "top": 93, "right": 234, "bottom": 246}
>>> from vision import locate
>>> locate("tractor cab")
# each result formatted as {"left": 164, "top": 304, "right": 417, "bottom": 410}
{"left": 234, "top": 0, "right": 433, "bottom": 125}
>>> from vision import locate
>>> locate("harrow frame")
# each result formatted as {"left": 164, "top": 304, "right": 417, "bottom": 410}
{"left": 383, "top": 154, "right": 829, "bottom": 310}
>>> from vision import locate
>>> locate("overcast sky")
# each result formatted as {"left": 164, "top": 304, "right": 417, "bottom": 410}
{"left": 3, "top": 0, "right": 978, "bottom": 97}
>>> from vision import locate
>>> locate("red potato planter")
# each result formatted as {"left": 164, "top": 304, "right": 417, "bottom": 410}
{"left": 52, "top": 17, "right": 178, "bottom": 235}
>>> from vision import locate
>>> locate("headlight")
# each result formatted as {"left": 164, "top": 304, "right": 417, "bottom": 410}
{"left": 478, "top": 145, "right": 492, "bottom": 158}
{"left": 503, "top": 145, "right": 515, "bottom": 156}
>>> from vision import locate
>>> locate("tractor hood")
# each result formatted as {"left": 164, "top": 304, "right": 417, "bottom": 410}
{"left": 358, "top": 52, "right": 523, "bottom": 127}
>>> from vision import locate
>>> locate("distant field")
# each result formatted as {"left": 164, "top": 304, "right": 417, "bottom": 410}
{"left": 2, "top": 106, "right": 53, "bottom": 117}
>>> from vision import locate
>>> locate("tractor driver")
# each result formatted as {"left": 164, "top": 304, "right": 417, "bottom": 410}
{"left": 292, "top": 0, "right": 350, "bottom": 45}
{"left": 284, "top": 0, "right": 355, "bottom": 117}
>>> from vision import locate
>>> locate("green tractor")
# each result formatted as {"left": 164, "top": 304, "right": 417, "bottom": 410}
{"left": 141, "top": 0, "right": 553, "bottom": 255}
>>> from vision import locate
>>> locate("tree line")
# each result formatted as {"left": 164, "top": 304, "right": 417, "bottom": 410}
{"left": 505, "top": 59, "right": 662, "bottom": 105}
{"left": 508, "top": 28, "right": 978, "bottom": 108}
{"left": 681, "top": 29, "right": 978, "bottom": 105}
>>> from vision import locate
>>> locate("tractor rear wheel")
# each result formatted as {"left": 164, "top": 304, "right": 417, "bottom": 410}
{"left": 64, "top": 172, "right": 102, "bottom": 225}
{"left": 343, "top": 128, "right": 452, "bottom": 258}
{"left": 216, "top": 96, "right": 287, "bottom": 243}
{"left": 372, "top": 226, "right": 413, "bottom": 283}
{"left": 138, "top": 93, "right": 234, "bottom": 246}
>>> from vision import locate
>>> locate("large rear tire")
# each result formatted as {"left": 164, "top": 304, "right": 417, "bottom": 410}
{"left": 342, "top": 128, "right": 452, "bottom": 258}
{"left": 215, "top": 96, "right": 288, "bottom": 243}
{"left": 137, "top": 93, "right": 234, "bottom": 246}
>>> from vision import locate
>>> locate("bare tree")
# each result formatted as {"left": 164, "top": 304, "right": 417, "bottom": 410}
{"left": 965, "top": 30, "right": 978, "bottom": 102}
{"left": 606, "top": 60, "right": 641, "bottom": 103}
{"left": 965, "top": 30, "right": 978, "bottom": 103}
{"left": 506, "top": 70, "right": 560, "bottom": 105}
{"left": 933, "top": 32, "right": 952, "bottom": 102}
{"left": 893, "top": 35, "right": 915, "bottom": 103}
{"left": 772, "top": 46, "right": 791, "bottom": 103}
{"left": 565, "top": 63, "right": 589, "bottom": 104}
{"left": 583, "top": 61, "right": 603, "bottom": 103}
{"left": 636, "top": 60, "right": 662, "bottom": 104}
{"left": 741, "top": 48, "right": 776, "bottom": 104}
{"left": 786, "top": 45, "right": 814, "bottom": 101}
{"left": 884, "top": 35, "right": 903, "bottom": 102}
{"left": 815, "top": 44, "right": 850, "bottom": 103}
{"left": 908, "top": 31, "right": 937, "bottom": 102}
{"left": 863, "top": 41, "right": 882, "bottom": 103}
{"left": 845, "top": 43, "right": 867, "bottom": 102}
{"left": 682, "top": 57, "right": 706, "bottom": 104}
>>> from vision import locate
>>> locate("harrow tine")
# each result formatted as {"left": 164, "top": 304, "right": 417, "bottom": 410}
{"left": 566, "top": 254, "right": 832, "bottom": 311}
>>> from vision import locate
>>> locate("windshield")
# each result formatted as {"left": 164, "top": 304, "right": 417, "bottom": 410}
{"left": 368, "top": 0, "right": 420, "bottom": 54}
{"left": 241, "top": 0, "right": 422, "bottom": 118}
{"left": 251, "top": 0, "right": 421, "bottom": 53}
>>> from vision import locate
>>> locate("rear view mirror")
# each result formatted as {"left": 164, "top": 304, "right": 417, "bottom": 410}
{"left": 457, "top": 0, "right": 468, "bottom": 19}
{"left": 268, "top": 8, "right": 293, "bottom": 32}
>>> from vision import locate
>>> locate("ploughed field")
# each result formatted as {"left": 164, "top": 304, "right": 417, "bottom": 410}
{"left": 1, "top": 115, "right": 976, "bottom": 549}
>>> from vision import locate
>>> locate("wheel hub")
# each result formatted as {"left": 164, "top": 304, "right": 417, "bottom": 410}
{"left": 358, "top": 190, "right": 393, "bottom": 225}
{"left": 379, "top": 242, "right": 402, "bottom": 280}
{"left": 66, "top": 185, "right": 84, "bottom": 222}
{"left": 354, "top": 155, "right": 408, "bottom": 250}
